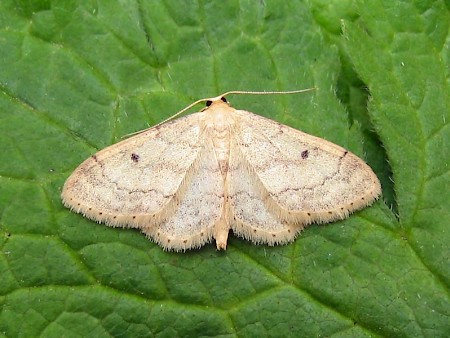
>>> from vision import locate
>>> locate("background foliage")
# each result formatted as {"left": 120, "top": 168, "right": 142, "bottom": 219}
{"left": 0, "top": 0, "right": 449, "bottom": 337}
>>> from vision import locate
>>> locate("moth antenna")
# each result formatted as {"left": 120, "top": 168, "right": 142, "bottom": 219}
{"left": 220, "top": 87, "right": 317, "bottom": 97}
{"left": 122, "top": 88, "right": 317, "bottom": 139}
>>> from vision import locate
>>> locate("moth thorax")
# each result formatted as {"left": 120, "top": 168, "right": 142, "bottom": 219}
{"left": 206, "top": 103, "right": 236, "bottom": 175}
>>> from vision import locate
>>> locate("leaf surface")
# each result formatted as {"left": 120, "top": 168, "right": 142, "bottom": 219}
{"left": 0, "top": 1, "right": 448, "bottom": 337}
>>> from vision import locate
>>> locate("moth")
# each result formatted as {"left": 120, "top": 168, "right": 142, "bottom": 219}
{"left": 62, "top": 90, "right": 381, "bottom": 251}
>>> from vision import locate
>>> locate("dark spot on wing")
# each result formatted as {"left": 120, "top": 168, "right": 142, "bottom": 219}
{"left": 301, "top": 150, "right": 309, "bottom": 159}
{"left": 131, "top": 153, "right": 140, "bottom": 162}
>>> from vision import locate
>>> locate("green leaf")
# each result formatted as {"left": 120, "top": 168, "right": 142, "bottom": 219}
{"left": 0, "top": 0, "right": 449, "bottom": 337}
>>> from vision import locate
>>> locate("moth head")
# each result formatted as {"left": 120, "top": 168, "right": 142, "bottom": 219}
{"left": 206, "top": 96, "right": 228, "bottom": 106}
{"left": 202, "top": 96, "right": 230, "bottom": 111}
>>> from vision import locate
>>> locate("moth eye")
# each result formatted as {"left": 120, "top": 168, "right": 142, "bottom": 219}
{"left": 206, "top": 100, "right": 212, "bottom": 107}
{"left": 221, "top": 97, "right": 228, "bottom": 103}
